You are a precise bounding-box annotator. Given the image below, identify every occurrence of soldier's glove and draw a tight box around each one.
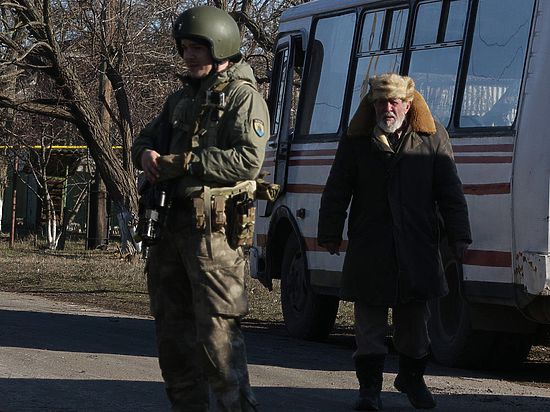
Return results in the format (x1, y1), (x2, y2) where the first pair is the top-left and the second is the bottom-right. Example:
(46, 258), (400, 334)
(255, 170), (281, 201)
(157, 152), (198, 181)
(450, 240), (469, 262)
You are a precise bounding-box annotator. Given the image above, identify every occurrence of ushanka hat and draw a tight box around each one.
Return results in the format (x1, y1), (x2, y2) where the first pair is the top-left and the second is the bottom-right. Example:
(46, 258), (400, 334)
(367, 73), (415, 103)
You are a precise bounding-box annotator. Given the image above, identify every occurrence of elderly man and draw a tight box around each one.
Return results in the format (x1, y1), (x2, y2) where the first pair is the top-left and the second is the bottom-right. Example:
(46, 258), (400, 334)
(318, 73), (471, 410)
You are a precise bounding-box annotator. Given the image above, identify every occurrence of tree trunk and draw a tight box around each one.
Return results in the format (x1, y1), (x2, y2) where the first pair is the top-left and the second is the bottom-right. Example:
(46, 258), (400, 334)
(87, 171), (108, 249)
(86, 53), (113, 250)
(9, 157), (18, 248)
(117, 207), (139, 255)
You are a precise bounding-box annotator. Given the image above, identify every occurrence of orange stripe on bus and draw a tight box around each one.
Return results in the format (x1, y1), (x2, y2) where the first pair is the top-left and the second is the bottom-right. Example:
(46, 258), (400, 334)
(290, 149), (337, 157)
(286, 184), (325, 193)
(256, 234), (511, 268)
(289, 159), (334, 166)
(455, 156), (512, 164)
(284, 183), (509, 196)
(452, 144), (513, 153)
(257, 233), (512, 269)
(462, 183), (510, 195)
(463, 249), (512, 267)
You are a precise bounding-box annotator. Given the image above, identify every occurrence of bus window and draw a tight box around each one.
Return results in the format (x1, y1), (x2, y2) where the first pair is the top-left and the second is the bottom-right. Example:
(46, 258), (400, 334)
(408, 0), (467, 127)
(459, 0), (534, 128)
(270, 47), (289, 138)
(359, 11), (384, 52)
(289, 47), (303, 133)
(388, 7), (409, 49)
(409, 47), (461, 126)
(302, 12), (356, 136)
(413, 1), (441, 45)
(350, 7), (409, 119)
(445, 0), (467, 42)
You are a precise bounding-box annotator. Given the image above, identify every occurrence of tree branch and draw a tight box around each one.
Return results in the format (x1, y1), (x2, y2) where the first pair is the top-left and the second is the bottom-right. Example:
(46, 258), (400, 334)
(231, 10), (274, 53)
(0, 94), (75, 122)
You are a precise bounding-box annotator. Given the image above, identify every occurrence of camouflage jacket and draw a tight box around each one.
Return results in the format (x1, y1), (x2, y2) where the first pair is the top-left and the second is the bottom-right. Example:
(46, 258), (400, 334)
(131, 60), (270, 198)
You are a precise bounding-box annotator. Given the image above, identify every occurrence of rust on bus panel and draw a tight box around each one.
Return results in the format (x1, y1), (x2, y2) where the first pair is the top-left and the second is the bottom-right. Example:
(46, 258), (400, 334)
(514, 251), (550, 296)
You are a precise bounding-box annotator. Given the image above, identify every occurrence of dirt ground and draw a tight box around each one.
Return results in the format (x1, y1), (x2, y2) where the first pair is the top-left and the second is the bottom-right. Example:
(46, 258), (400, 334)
(0, 237), (548, 389)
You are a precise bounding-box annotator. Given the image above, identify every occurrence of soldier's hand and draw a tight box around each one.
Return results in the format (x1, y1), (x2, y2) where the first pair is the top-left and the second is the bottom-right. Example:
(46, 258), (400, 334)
(141, 149), (161, 183)
(320, 241), (341, 256)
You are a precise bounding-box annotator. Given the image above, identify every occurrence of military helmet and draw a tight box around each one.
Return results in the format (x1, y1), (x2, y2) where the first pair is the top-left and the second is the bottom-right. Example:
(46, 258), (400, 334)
(173, 6), (242, 62)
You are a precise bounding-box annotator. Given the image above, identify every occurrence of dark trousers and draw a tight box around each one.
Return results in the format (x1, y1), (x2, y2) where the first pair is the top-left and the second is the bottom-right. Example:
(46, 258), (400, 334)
(354, 301), (431, 359)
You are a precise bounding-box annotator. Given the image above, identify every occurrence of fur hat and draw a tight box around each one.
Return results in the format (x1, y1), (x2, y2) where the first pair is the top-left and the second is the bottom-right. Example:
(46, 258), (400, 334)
(367, 73), (415, 103)
(348, 90), (437, 137)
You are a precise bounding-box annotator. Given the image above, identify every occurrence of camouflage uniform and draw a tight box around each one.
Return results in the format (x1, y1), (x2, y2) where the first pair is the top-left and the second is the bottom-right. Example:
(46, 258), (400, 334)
(132, 60), (269, 411)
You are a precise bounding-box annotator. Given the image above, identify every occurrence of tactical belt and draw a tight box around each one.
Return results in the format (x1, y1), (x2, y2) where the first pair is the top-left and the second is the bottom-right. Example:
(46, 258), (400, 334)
(189, 181), (257, 255)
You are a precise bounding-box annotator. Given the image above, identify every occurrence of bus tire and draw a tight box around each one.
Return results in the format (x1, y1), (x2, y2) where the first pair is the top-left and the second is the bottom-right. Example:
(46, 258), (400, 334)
(428, 240), (499, 368)
(429, 243), (533, 369)
(280, 235), (339, 341)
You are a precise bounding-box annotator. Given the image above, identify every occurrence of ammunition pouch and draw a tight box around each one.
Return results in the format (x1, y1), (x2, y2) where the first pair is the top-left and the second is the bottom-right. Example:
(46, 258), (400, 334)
(191, 180), (257, 249)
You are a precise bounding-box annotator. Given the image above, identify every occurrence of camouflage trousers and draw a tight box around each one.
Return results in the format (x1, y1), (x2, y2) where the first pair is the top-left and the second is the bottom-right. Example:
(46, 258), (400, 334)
(147, 211), (258, 412)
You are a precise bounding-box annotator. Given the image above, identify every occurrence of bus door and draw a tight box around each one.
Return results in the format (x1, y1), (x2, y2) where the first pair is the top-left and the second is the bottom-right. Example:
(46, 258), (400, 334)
(264, 34), (303, 216)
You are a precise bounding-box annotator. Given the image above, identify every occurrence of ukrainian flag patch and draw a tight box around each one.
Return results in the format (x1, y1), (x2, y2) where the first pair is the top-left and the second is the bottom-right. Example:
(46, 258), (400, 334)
(253, 119), (265, 137)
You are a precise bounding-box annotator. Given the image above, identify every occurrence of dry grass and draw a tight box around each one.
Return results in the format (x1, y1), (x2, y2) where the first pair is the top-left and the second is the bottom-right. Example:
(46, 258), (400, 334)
(0, 236), (355, 330)
(0, 237), (150, 316)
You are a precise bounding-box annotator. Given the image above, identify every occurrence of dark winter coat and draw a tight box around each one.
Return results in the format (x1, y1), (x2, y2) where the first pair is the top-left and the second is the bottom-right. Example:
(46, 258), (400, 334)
(317, 91), (471, 305)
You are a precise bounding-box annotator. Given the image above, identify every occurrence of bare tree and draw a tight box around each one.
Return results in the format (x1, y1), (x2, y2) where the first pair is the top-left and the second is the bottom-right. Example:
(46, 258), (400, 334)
(0, 1), (183, 251)
(0, 0), (310, 248)
(0, 2), (135, 222)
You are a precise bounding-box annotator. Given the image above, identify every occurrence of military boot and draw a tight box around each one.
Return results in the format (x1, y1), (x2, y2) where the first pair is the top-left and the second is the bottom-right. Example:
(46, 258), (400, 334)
(166, 383), (209, 412)
(394, 354), (436, 409)
(354, 354), (385, 410)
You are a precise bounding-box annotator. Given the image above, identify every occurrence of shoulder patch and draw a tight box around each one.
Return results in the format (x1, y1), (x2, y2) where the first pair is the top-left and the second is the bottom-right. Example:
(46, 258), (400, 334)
(253, 119), (266, 137)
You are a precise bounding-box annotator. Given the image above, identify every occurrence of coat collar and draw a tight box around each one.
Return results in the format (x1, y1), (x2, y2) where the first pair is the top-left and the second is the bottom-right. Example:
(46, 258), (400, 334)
(347, 90), (437, 138)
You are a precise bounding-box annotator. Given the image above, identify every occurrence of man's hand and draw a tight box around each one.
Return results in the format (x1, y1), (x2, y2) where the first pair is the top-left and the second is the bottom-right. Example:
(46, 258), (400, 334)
(320, 241), (341, 256)
(451, 240), (469, 262)
(141, 149), (160, 183)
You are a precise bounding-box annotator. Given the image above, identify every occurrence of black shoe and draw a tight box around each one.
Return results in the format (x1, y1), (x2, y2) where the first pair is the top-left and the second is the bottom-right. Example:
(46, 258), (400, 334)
(354, 389), (382, 410)
(354, 354), (385, 410)
(394, 355), (436, 409)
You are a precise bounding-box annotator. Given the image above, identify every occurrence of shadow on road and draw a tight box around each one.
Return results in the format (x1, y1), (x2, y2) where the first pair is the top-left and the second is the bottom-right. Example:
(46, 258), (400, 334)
(0, 378), (169, 411)
(0, 305), (549, 412)
(1, 308), (548, 390)
(0, 378), (548, 412)
(253, 387), (550, 412)
(0, 309), (157, 357)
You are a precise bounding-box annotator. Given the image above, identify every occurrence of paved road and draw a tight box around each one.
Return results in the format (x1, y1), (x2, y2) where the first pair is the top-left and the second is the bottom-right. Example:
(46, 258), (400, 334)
(0, 292), (549, 411)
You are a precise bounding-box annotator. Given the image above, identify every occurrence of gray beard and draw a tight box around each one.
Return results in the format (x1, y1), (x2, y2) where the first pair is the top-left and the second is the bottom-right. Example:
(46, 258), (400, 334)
(377, 115), (405, 134)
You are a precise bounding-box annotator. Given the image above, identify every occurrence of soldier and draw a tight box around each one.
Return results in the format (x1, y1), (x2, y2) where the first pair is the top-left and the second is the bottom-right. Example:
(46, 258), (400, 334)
(317, 73), (471, 410)
(131, 6), (269, 411)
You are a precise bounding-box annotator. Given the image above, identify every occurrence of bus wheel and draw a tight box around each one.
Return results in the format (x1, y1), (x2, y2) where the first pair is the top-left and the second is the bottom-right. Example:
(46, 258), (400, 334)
(280, 235), (339, 341)
(428, 254), (491, 367)
(429, 246), (533, 369)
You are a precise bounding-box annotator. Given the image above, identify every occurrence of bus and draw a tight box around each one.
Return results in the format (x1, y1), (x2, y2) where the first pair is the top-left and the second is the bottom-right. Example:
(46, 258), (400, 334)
(250, 0), (549, 368)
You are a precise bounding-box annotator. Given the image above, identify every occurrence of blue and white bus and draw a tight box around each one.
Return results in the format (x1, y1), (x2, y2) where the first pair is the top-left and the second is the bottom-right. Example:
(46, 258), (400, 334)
(252, 0), (549, 369)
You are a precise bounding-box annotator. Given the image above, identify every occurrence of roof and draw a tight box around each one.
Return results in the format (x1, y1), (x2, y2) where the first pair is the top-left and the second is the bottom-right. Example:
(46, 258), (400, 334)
(280, 0), (403, 22)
